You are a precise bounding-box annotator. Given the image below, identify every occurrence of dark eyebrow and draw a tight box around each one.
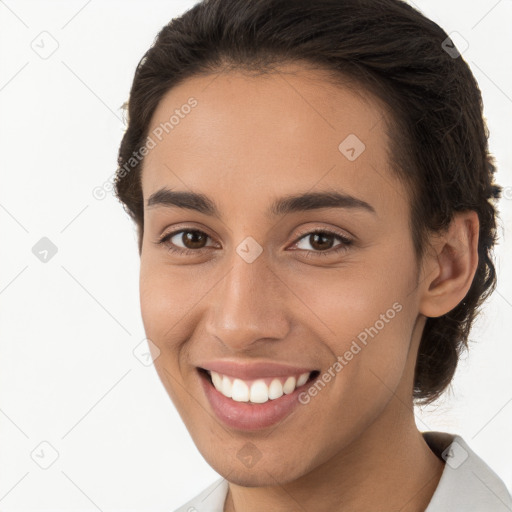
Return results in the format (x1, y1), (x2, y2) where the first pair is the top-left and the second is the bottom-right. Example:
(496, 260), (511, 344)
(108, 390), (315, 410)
(269, 190), (376, 217)
(146, 187), (376, 218)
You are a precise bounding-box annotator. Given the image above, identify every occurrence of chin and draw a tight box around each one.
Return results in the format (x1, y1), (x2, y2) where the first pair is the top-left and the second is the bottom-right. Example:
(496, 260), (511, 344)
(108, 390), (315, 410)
(219, 467), (303, 488)
(203, 448), (312, 487)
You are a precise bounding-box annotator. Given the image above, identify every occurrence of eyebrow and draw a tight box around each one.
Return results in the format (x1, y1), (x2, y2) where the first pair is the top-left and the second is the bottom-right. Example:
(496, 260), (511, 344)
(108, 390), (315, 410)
(146, 187), (376, 218)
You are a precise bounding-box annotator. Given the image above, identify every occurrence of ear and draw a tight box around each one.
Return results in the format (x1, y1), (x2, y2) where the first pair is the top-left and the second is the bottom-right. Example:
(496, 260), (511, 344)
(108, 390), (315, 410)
(419, 211), (479, 318)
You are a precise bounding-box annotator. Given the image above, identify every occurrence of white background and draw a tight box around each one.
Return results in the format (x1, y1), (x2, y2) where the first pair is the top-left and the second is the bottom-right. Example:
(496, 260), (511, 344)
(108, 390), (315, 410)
(0, 1), (511, 510)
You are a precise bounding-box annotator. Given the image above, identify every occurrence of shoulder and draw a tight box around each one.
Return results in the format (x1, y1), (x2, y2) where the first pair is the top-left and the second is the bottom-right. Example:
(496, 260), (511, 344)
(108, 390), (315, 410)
(172, 477), (229, 512)
(423, 431), (512, 512)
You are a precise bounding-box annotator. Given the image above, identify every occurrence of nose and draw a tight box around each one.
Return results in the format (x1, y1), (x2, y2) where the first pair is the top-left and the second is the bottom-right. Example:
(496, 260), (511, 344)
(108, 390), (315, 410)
(204, 249), (291, 352)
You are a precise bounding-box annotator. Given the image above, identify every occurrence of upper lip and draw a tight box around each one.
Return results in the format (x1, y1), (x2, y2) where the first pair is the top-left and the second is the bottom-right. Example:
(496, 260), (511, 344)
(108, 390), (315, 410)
(198, 360), (318, 380)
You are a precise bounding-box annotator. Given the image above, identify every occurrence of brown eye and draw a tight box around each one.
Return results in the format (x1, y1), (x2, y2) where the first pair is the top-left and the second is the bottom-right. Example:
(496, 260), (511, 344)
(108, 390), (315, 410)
(295, 230), (348, 252)
(179, 230), (209, 249)
(158, 229), (215, 255)
(307, 232), (335, 251)
(291, 228), (353, 259)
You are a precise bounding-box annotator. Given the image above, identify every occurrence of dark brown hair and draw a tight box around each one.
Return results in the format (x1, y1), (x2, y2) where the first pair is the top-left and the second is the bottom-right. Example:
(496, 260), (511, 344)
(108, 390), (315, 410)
(115, 0), (501, 405)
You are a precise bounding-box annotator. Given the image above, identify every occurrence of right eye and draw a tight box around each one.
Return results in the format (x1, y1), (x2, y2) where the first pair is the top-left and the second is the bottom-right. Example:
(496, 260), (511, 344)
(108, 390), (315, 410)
(157, 229), (217, 256)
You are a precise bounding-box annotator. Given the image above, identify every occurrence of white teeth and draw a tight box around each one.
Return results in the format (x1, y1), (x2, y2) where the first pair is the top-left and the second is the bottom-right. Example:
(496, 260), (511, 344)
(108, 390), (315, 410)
(231, 379), (250, 402)
(283, 376), (296, 394)
(221, 374), (233, 398)
(297, 372), (309, 387)
(207, 370), (311, 403)
(249, 380), (269, 403)
(268, 378), (284, 400)
(211, 371), (223, 390)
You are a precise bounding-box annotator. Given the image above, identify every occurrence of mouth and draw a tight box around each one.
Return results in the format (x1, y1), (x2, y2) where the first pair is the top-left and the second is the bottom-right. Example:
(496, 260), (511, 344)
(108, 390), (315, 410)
(198, 367), (320, 404)
(197, 366), (321, 431)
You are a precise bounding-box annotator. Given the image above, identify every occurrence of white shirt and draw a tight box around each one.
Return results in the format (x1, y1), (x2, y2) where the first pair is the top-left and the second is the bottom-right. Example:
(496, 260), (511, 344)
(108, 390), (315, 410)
(173, 431), (512, 511)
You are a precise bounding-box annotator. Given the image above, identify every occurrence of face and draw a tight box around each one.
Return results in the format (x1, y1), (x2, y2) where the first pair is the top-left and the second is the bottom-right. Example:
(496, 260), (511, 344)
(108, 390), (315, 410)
(139, 63), (425, 486)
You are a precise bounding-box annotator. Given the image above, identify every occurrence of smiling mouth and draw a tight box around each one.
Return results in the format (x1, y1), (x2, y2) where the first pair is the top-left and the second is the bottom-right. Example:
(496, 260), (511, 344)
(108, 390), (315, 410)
(198, 367), (320, 404)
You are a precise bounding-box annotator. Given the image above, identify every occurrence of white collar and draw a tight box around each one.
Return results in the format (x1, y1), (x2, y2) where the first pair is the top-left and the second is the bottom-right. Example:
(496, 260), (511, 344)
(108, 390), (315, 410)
(423, 431), (512, 511)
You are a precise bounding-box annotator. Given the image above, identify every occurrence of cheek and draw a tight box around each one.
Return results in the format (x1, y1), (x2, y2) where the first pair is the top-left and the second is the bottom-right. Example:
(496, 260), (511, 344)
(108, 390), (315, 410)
(139, 263), (197, 411)
(293, 273), (414, 456)
(138, 263), (191, 389)
(138, 258), (214, 398)
(289, 255), (415, 392)
(139, 259), (199, 343)
(139, 270), (169, 343)
(288, 263), (407, 342)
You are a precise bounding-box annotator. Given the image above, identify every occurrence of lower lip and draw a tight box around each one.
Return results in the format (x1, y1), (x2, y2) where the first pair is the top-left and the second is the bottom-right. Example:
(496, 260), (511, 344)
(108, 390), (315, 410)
(199, 370), (314, 431)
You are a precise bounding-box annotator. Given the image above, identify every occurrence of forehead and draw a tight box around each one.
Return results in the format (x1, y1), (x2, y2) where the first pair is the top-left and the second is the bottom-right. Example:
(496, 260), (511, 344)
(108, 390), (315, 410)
(141, 63), (406, 220)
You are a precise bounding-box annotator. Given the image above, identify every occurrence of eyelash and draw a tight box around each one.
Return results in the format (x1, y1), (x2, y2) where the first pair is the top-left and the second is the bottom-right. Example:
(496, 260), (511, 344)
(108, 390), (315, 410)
(156, 227), (353, 259)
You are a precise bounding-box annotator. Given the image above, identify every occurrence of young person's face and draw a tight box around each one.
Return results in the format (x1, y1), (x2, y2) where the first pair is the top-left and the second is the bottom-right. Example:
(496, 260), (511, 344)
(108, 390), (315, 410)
(139, 64), (428, 485)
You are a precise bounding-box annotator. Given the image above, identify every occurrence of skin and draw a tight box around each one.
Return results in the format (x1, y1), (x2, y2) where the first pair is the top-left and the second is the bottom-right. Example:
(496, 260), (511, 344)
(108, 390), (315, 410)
(138, 63), (479, 512)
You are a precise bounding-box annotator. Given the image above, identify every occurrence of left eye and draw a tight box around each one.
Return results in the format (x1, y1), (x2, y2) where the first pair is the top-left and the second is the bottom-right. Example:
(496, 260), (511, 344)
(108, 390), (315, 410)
(292, 230), (352, 253)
